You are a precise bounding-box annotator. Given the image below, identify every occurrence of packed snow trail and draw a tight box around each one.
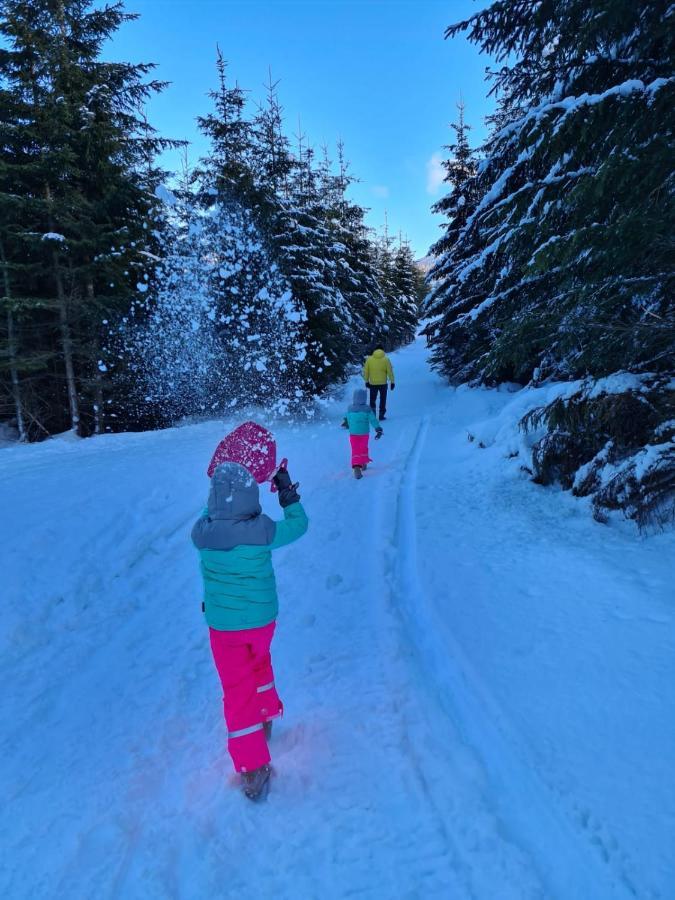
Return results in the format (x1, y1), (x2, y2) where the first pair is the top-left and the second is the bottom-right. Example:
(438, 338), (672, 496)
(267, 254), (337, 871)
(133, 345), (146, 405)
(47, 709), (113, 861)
(2, 341), (673, 899)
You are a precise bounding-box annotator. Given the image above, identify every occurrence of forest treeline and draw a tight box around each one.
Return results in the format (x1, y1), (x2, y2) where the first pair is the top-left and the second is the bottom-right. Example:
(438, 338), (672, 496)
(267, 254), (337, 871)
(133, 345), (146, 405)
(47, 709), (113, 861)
(0, 0), (422, 439)
(425, 0), (674, 525)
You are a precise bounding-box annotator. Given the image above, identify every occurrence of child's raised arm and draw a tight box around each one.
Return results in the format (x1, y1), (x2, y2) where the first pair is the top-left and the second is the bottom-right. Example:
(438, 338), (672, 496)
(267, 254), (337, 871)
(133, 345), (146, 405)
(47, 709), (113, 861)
(270, 502), (308, 549)
(269, 468), (309, 549)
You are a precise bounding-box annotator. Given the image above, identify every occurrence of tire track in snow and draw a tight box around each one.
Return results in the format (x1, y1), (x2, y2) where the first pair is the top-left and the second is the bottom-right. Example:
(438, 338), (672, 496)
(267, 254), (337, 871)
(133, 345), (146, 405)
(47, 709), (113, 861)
(387, 409), (635, 900)
(368, 416), (545, 899)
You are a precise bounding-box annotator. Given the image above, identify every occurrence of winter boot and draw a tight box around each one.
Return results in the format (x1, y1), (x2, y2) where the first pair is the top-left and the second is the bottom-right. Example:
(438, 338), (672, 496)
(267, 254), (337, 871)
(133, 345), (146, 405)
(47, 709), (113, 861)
(353, 465), (363, 480)
(362, 464), (368, 471)
(242, 764), (272, 802)
(264, 720), (273, 741)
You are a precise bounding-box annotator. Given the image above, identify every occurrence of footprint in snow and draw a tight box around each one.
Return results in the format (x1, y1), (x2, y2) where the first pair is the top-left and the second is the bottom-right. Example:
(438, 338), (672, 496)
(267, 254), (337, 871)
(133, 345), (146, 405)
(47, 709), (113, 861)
(325, 573), (343, 590)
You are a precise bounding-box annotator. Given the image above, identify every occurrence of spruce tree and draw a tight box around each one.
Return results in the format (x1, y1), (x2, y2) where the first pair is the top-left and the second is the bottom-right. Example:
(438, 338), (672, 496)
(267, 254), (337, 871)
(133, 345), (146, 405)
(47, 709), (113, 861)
(117, 167), (219, 424)
(316, 141), (385, 355)
(391, 238), (422, 346)
(196, 53), (309, 412)
(428, 0), (674, 522)
(428, 0), (674, 385)
(0, 0), (174, 438)
(422, 100), (481, 375)
(262, 128), (353, 391)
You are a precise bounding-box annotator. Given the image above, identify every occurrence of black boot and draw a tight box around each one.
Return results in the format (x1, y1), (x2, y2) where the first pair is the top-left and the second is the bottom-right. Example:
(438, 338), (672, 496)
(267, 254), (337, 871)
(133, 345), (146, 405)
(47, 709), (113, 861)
(242, 764), (272, 801)
(353, 465), (363, 479)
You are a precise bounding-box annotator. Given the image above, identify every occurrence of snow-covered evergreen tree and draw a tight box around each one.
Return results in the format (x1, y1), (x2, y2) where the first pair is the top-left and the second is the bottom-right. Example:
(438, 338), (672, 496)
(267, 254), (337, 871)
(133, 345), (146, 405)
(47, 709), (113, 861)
(371, 220), (419, 349)
(257, 128), (354, 391)
(428, 0), (674, 523)
(316, 143), (385, 352)
(123, 53), (310, 420)
(2, 28), (420, 438)
(429, 0), (673, 385)
(117, 176), (220, 424)
(0, 0), (175, 438)
(423, 100), (481, 362)
(391, 239), (423, 346)
(196, 58), (310, 411)
(203, 197), (309, 413)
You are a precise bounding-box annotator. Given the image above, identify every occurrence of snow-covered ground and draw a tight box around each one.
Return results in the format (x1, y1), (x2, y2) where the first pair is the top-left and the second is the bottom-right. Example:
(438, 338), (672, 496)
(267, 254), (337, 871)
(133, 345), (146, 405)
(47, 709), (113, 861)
(2, 340), (673, 899)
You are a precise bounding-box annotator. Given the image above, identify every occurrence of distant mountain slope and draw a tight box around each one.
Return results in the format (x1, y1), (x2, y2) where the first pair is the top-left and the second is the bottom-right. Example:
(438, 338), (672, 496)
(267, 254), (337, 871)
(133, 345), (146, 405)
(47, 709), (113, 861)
(415, 254), (436, 275)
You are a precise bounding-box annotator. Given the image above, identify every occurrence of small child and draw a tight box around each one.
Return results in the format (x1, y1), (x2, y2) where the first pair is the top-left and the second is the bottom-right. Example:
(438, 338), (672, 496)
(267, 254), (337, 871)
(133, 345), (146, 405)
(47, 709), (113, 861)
(191, 461), (308, 801)
(342, 387), (383, 479)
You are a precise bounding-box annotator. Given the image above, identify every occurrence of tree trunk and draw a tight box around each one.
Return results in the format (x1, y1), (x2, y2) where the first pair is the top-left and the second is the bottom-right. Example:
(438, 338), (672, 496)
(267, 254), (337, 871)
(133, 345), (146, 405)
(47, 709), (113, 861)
(0, 239), (27, 441)
(54, 256), (80, 433)
(44, 181), (80, 434)
(93, 369), (104, 435)
(6, 307), (27, 441)
(87, 278), (104, 436)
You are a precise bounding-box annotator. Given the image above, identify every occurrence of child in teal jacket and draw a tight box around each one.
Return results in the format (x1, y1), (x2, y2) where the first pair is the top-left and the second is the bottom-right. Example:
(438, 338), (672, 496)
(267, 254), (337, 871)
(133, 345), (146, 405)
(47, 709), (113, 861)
(192, 462), (308, 800)
(341, 387), (383, 479)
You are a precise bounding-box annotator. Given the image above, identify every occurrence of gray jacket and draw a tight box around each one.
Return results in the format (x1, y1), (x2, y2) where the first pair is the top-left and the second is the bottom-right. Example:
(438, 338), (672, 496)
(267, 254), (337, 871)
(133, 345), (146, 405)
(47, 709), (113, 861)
(191, 462), (276, 551)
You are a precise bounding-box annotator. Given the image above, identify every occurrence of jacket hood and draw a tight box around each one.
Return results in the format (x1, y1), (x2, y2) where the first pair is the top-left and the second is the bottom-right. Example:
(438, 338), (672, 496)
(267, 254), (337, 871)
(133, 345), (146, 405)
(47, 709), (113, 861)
(372, 349), (386, 358)
(348, 387), (371, 413)
(208, 462), (262, 521)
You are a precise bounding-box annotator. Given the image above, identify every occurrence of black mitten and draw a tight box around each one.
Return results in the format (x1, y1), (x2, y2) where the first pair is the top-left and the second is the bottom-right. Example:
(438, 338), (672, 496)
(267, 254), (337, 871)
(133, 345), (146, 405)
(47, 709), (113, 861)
(390, 383), (396, 391)
(273, 467), (301, 508)
(375, 428), (383, 440)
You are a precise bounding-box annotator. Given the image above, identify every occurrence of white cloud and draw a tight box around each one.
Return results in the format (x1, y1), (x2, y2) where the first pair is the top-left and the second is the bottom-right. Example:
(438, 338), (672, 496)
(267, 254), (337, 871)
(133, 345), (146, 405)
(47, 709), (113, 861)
(426, 152), (445, 195)
(371, 184), (390, 199)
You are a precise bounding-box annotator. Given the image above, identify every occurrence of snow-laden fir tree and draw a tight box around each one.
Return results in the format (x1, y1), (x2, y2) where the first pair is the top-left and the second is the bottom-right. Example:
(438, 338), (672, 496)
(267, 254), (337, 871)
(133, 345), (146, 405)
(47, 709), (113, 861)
(117, 172), (222, 424)
(428, 0), (674, 524)
(372, 219), (420, 349)
(202, 197), (309, 415)
(119, 53), (310, 422)
(315, 142), (386, 353)
(430, 0), (673, 384)
(195, 53), (309, 414)
(423, 100), (481, 362)
(390, 238), (423, 346)
(258, 126), (355, 392)
(251, 80), (418, 389)
(0, 0), (175, 438)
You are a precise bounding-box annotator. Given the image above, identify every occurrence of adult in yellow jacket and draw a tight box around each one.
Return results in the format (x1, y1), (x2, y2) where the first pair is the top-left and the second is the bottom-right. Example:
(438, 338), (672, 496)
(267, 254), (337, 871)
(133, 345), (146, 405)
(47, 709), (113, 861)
(363, 346), (395, 420)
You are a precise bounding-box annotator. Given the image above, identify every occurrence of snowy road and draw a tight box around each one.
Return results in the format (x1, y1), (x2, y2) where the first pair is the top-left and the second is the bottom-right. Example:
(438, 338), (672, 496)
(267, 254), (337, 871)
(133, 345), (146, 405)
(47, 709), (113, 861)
(2, 341), (673, 899)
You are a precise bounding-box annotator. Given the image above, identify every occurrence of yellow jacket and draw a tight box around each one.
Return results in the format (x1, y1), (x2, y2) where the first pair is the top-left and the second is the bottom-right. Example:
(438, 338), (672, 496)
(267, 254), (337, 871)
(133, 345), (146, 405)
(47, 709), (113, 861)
(363, 349), (395, 386)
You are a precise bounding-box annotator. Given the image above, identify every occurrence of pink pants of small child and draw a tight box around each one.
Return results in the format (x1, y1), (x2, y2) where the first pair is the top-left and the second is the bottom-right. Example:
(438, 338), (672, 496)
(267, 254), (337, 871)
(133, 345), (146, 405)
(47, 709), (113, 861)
(209, 621), (283, 772)
(349, 434), (371, 467)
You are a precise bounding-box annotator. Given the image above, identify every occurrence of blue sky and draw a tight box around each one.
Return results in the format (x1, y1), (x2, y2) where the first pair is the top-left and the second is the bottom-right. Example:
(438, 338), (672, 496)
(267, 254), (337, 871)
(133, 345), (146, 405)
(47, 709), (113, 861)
(107, 0), (495, 258)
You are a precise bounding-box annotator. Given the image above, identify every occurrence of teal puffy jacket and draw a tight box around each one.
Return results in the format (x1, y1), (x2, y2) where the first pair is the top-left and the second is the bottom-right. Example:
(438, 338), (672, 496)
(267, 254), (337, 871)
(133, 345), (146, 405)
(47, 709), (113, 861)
(192, 464), (308, 631)
(344, 409), (380, 435)
(342, 388), (381, 435)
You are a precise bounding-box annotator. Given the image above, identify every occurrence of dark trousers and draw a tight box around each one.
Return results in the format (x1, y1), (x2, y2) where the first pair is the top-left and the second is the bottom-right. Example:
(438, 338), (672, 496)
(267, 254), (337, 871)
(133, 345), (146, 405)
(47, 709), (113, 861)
(369, 384), (388, 418)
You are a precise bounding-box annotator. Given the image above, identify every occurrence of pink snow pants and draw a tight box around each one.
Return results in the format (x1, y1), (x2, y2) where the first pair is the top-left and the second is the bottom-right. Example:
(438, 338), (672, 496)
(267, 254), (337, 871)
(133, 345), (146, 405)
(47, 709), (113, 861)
(209, 622), (283, 773)
(349, 433), (371, 467)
